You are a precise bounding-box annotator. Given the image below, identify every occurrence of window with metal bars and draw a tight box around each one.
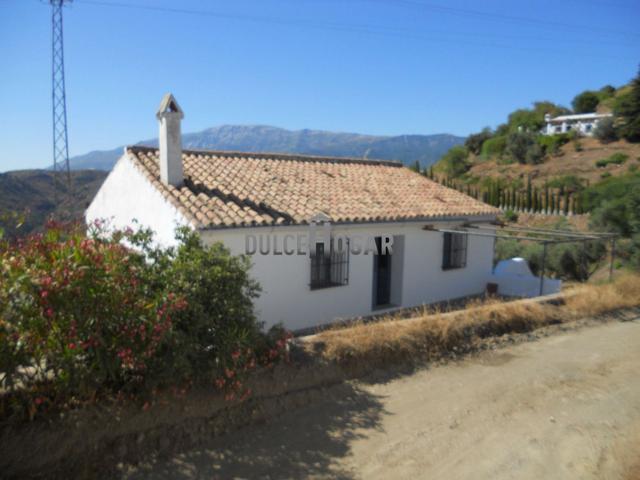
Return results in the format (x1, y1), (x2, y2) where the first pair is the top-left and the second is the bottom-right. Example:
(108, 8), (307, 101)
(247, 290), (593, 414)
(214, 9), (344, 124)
(310, 240), (349, 289)
(442, 232), (468, 270)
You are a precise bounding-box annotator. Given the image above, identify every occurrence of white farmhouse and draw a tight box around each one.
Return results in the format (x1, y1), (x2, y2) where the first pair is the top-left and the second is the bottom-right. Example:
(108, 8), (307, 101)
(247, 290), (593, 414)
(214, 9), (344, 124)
(543, 112), (612, 136)
(87, 94), (500, 331)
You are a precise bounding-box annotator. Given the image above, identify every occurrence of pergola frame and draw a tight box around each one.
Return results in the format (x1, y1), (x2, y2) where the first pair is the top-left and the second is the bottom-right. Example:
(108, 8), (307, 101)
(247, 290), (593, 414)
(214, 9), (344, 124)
(423, 221), (618, 296)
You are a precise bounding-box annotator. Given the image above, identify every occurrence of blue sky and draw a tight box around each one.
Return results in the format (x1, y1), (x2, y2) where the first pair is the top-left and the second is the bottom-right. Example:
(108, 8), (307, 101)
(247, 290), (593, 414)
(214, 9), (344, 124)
(0, 0), (638, 171)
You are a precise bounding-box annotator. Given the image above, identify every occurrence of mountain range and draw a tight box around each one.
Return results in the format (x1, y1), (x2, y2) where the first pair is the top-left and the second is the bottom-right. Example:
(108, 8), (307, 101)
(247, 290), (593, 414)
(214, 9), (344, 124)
(69, 125), (464, 171)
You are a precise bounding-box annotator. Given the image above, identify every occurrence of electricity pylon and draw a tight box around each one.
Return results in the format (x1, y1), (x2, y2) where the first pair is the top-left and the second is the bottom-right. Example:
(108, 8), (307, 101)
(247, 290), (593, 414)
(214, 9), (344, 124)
(51, 0), (72, 196)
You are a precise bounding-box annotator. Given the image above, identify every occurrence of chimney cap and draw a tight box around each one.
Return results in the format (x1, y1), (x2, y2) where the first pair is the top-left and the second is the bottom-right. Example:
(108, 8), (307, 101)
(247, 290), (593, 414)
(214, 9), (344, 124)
(156, 93), (184, 120)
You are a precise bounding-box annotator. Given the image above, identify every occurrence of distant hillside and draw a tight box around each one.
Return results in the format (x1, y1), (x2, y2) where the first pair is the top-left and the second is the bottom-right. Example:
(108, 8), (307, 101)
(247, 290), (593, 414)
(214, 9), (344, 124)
(69, 125), (464, 171)
(433, 77), (640, 190)
(465, 137), (640, 189)
(0, 170), (107, 238)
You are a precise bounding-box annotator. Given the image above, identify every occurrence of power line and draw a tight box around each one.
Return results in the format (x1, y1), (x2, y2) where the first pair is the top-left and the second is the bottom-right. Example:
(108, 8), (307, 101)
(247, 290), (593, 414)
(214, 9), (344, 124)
(366, 0), (640, 39)
(74, 0), (638, 60)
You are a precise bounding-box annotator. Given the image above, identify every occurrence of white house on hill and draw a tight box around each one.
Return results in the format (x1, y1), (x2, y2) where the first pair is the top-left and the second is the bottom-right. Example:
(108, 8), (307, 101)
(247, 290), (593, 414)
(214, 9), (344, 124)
(86, 94), (500, 331)
(543, 112), (612, 137)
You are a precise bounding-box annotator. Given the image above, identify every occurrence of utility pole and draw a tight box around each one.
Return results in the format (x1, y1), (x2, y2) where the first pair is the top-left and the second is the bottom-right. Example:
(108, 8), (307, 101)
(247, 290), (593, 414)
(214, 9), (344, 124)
(51, 0), (72, 197)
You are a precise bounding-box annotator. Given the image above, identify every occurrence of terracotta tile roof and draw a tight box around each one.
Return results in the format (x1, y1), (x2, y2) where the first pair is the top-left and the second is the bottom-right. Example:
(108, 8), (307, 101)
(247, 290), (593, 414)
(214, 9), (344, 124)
(126, 146), (498, 229)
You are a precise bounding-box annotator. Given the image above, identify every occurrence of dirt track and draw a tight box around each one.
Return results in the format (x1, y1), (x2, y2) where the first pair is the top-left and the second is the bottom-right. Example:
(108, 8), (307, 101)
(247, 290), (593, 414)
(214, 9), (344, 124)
(122, 319), (640, 480)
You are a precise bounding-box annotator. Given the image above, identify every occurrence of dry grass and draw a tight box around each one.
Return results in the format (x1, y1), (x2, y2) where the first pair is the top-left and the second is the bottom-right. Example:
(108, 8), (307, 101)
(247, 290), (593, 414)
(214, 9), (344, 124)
(312, 273), (640, 368)
(466, 137), (640, 189)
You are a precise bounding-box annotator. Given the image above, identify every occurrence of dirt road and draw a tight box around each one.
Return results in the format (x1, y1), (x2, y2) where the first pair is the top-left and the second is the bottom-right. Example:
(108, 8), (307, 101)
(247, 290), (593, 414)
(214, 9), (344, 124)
(122, 319), (640, 480)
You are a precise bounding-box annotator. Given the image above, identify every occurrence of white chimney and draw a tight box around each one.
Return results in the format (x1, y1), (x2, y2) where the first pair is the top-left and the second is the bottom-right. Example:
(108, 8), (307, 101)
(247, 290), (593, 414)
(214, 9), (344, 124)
(156, 93), (184, 186)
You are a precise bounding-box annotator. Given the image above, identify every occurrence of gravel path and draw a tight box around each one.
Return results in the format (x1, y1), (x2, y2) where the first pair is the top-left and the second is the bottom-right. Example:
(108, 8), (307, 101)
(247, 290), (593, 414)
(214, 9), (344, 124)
(122, 318), (640, 480)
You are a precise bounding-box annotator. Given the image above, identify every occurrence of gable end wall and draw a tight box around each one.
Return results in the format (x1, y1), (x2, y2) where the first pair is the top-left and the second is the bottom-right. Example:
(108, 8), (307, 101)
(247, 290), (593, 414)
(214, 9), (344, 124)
(85, 154), (191, 246)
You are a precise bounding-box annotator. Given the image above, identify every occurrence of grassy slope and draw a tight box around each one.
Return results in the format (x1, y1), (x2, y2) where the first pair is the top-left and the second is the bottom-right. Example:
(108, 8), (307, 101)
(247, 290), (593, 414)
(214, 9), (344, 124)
(0, 169), (107, 237)
(465, 137), (640, 189)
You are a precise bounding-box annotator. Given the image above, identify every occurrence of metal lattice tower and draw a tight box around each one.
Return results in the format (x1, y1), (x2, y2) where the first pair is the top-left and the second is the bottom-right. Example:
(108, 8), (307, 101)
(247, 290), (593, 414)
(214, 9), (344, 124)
(51, 0), (72, 195)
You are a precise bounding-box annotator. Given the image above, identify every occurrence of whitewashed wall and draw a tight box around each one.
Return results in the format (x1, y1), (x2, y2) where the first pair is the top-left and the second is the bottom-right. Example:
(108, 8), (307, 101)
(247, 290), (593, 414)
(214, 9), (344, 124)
(201, 221), (496, 331)
(85, 153), (191, 246)
(86, 161), (496, 331)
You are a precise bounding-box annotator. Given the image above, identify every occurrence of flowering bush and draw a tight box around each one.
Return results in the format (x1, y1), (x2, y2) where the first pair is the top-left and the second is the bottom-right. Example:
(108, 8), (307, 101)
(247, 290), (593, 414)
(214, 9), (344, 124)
(0, 221), (291, 421)
(0, 221), (185, 418)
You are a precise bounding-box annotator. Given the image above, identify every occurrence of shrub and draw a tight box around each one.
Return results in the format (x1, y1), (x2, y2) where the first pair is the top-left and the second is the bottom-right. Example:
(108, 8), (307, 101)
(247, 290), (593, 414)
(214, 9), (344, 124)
(537, 134), (570, 156)
(595, 152), (628, 168)
(0, 222), (184, 417)
(0, 222), (290, 421)
(525, 142), (545, 165)
(594, 117), (617, 143)
(503, 209), (518, 223)
(585, 172), (640, 236)
(145, 228), (264, 385)
(570, 131), (583, 151)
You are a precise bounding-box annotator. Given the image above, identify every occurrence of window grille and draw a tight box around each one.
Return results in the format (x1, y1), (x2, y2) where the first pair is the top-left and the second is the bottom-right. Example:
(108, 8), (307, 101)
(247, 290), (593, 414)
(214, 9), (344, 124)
(310, 239), (349, 289)
(442, 232), (468, 270)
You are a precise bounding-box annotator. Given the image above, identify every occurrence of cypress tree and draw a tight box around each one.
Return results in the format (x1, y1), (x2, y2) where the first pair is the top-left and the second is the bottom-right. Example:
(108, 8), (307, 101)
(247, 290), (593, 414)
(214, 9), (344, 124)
(539, 191), (544, 213)
(544, 185), (550, 214)
(526, 176), (532, 211)
(564, 191), (570, 215)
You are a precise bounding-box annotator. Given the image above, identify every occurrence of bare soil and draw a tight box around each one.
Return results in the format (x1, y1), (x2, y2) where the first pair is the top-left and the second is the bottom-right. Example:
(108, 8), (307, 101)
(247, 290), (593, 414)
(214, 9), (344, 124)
(121, 315), (640, 480)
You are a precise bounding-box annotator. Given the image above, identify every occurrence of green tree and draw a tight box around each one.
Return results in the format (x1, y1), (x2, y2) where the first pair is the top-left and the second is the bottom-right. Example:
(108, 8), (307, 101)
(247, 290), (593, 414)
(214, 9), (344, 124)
(572, 90), (600, 113)
(508, 109), (544, 132)
(594, 117), (617, 144)
(597, 85), (616, 101)
(585, 172), (640, 236)
(438, 146), (470, 178)
(481, 136), (507, 158)
(506, 131), (531, 164)
(465, 128), (493, 155)
(614, 66), (640, 142)
(532, 101), (570, 118)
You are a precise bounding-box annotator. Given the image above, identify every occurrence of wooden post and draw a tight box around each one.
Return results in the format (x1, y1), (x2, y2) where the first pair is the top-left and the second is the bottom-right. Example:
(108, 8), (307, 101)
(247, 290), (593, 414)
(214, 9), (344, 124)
(539, 242), (548, 296)
(582, 240), (587, 282)
(609, 237), (616, 282)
